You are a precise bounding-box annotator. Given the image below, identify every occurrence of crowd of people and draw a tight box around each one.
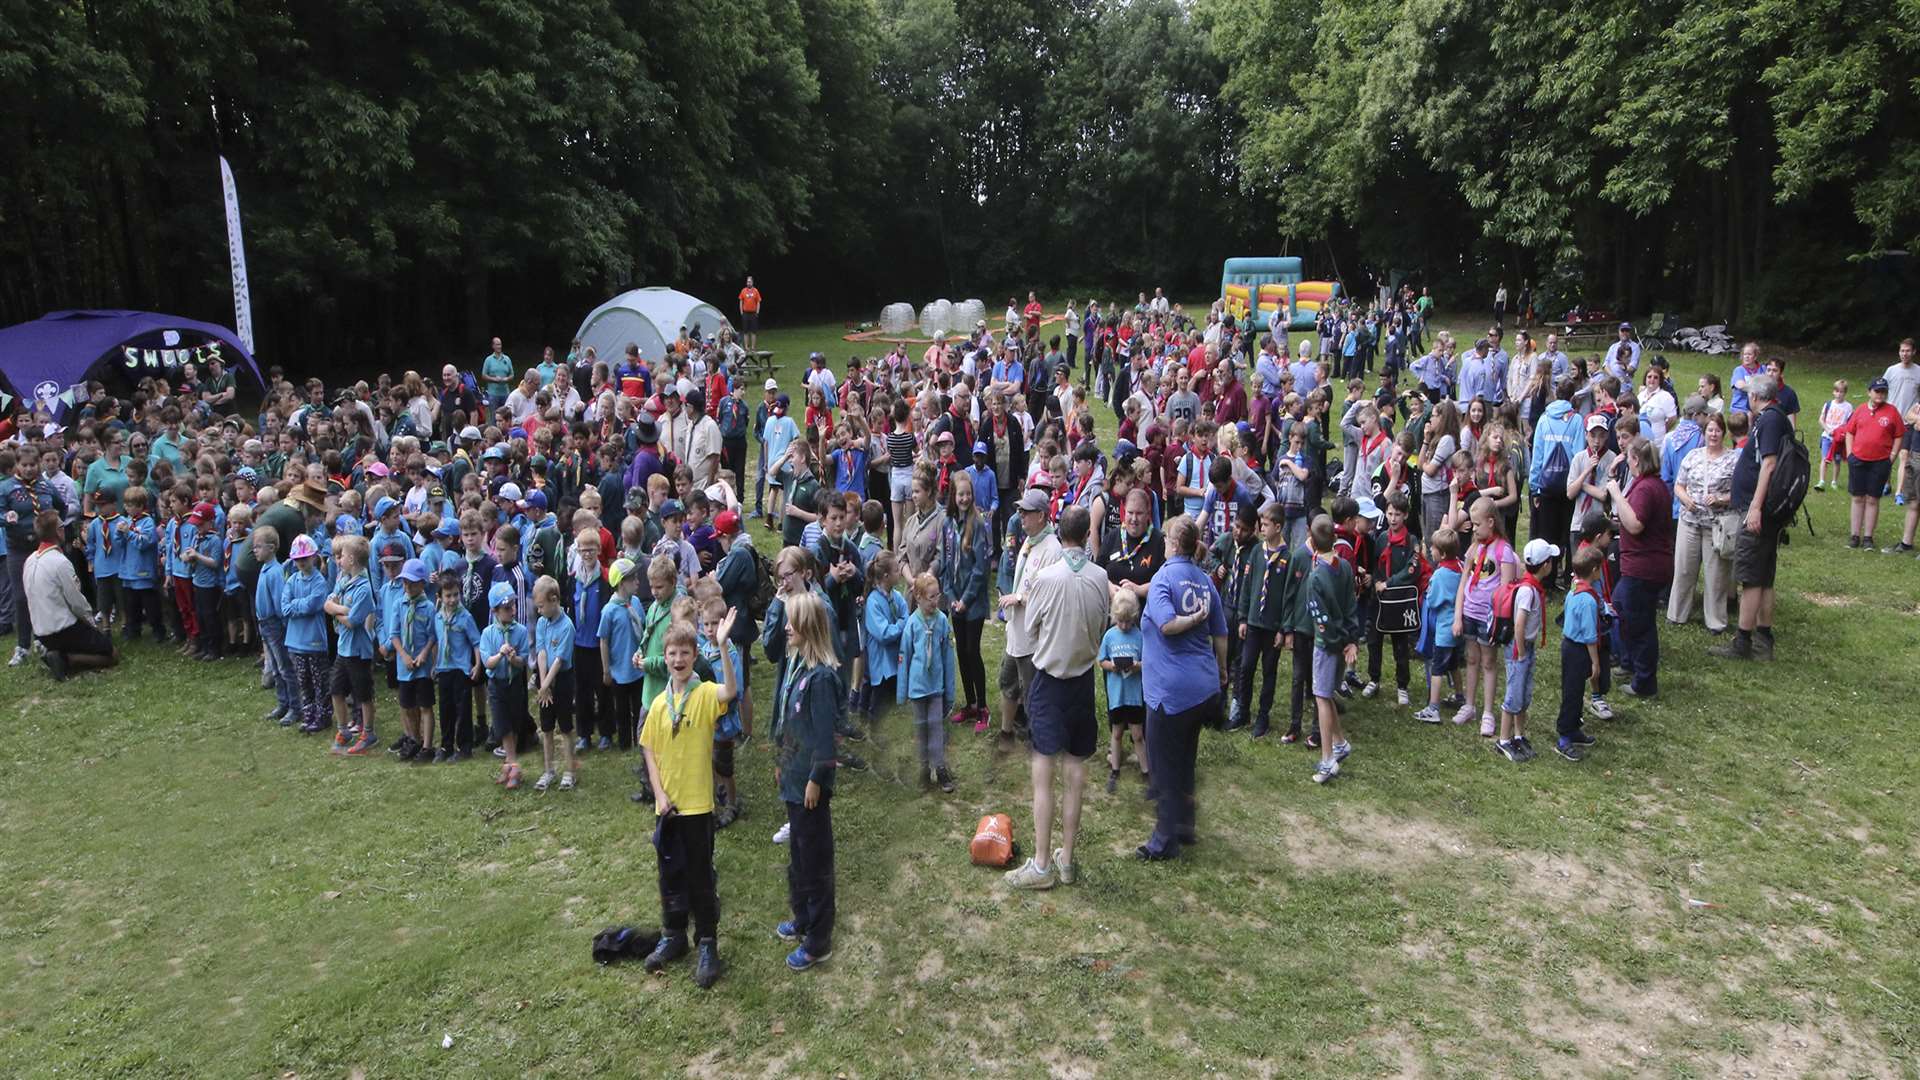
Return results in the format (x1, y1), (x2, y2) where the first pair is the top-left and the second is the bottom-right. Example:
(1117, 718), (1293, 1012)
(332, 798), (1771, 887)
(2, 278), (1914, 983)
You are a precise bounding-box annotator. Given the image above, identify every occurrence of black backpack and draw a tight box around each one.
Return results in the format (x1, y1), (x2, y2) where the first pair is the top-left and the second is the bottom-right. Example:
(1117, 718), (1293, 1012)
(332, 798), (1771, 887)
(1762, 422), (1812, 528)
(745, 543), (777, 621)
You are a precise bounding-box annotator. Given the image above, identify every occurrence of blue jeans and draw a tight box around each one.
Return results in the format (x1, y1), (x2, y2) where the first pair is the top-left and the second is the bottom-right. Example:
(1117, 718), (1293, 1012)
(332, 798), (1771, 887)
(1613, 575), (1660, 696)
(260, 617), (298, 717)
(1144, 694), (1217, 856)
(754, 440), (767, 515)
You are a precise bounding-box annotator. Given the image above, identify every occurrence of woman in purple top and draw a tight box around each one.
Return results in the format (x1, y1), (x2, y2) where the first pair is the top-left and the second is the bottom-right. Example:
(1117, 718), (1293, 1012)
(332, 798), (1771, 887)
(1606, 439), (1674, 698)
(1137, 515), (1229, 862)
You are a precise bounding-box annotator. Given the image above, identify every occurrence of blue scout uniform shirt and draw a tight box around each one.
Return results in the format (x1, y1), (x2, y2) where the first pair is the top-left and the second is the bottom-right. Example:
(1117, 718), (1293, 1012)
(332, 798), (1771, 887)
(696, 635), (744, 740)
(254, 558), (287, 622)
(1141, 554), (1229, 714)
(166, 519), (196, 578)
(86, 514), (123, 580)
(332, 573), (377, 659)
(534, 612), (576, 671)
(863, 587), (909, 686)
(122, 516), (159, 588)
(1098, 624), (1145, 708)
(225, 537), (248, 593)
(1563, 584), (1601, 645)
(572, 575), (606, 650)
(597, 594), (644, 684)
(479, 620), (531, 682)
(190, 527), (223, 588)
(281, 566), (331, 652)
(432, 605), (483, 675)
(896, 608), (957, 704)
(391, 591), (437, 679)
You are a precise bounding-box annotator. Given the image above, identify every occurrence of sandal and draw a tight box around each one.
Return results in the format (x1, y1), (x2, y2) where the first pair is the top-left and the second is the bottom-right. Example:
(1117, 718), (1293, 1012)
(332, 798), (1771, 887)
(558, 772), (575, 791)
(504, 763), (522, 790)
(534, 770), (555, 792)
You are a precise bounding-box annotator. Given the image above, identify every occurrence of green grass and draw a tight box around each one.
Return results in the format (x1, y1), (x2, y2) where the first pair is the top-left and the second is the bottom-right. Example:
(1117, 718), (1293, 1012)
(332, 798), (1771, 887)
(4, 313), (1920, 1078)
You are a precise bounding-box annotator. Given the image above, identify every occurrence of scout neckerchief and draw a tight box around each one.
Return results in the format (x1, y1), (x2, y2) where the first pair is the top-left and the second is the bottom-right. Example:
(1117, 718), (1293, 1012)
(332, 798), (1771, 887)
(1012, 525), (1055, 593)
(99, 512), (120, 556)
(840, 448), (860, 490)
(665, 673), (703, 735)
(401, 593), (430, 655)
(1254, 541), (1286, 613)
(775, 654), (807, 740)
(438, 601), (463, 658)
(1060, 545), (1090, 574)
(916, 609), (942, 677)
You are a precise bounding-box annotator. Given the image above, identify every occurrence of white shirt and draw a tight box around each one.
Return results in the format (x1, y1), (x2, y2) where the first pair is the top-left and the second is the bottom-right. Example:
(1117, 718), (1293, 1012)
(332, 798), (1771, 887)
(1003, 530), (1061, 659)
(24, 545), (92, 637)
(688, 414), (722, 486)
(505, 388), (539, 425)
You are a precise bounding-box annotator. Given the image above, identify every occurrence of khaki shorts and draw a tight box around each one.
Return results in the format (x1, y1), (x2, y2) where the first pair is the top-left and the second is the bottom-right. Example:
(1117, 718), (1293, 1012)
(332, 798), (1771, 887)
(997, 651), (1036, 699)
(1901, 457), (1920, 504)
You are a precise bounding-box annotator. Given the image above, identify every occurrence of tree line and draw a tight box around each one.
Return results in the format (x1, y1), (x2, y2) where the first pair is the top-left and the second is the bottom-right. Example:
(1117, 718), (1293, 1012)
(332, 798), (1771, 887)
(1, 0), (1913, 367)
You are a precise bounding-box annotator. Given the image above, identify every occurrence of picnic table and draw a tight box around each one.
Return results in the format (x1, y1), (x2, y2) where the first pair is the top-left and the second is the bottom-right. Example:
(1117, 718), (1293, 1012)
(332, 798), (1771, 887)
(741, 350), (778, 383)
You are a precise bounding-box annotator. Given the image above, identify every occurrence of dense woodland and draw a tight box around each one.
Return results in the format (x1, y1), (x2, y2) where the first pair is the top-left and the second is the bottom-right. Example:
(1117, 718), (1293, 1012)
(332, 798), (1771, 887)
(2, 0), (1915, 366)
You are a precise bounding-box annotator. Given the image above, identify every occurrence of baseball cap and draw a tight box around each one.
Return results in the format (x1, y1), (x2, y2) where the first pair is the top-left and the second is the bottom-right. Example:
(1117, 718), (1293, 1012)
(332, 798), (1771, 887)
(373, 496), (400, 519)
(482, 445), (507, 461)
(508, 426), (528, 440)
(379, 540), (407, 562)
(1870, 377), (1890, 392)
(1618, 321), (1634, 331)
(1354, 494), (1383, 522)
(935, 430), (955, 444)
(625, 487), (649, 511)
(398, 558), (431, 584)
(289, 535), (319, 560)
(488, 582), (515, 609)
(496, 482), (523, 503)
(775, 393), (790, 409)
(1017, 487), (1049, 513)
(459, 425), (483, 442)
(764, 378), (779, 391)
(366, 461), (391, 478)
(188, 501), (216, 523)
(607, 557), (637, 590)
(972, 440), (989, 456)
(236, 466), (259, 484)
(1522, 538), (1561, 565)
(713, 509), (741, 536)
(428, 485), (445, 499)
(521, 490), (548, 512)
(432, 518), (459, 538)
(243, 438), (265, 454)
(1585, 414), (1611, 432)
(660, 498), (685, 519)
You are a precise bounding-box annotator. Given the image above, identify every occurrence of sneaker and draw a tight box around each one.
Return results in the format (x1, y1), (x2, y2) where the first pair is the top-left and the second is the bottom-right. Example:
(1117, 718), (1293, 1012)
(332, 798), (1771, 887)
(946, 705), (969, 725)
(597, 736), (612, 751)
(1003, 857), (1057, 891)
(431, 748), (449, 764)
(1441, 693), (1465, 710)
(534, 770), (554, 792)
(1568, 729), (1598, 746)
(1513, 735), (1537, 761)
(1478, 714), (1496, 737)
(841, 726), (868, 743)
(973, 717), (990, 734)
(1752, 631), (1775, 662)
(1862, 535), (1876, 551)
(560, 772), (576, 790)
(1847, 535), (1860, 549)
(452, 750), (472, 762)
(1708, 634), (1754, 660)
(8, 646), (27, 667)
(1305, 731), (1319, 748)
(1586, 696), (1614, 721)
(263, 708), (286, 723)
(1052, 848), (1077, 886)
(1311, 759), (1340, 784)
(1280, 729), (1302, 743)
(345, 732), (379, 755)
(1332, 740), (1352, 762)
(840, 752), (869, 772)
(693, 939), (723, 989)
(775, 920), (800, 941)
(1361, 681), (1379, 699)
(492, 746), (508, 758)
(1884, 542), (1914, 554)
(1105, 768), (1119, 794)
(643, 933), (688, 973)
(41, 650), (69, 682)
(1555, 739), (1586, 762)
(1497, 739), (1520, 762)
(1622, 684), (1653, 698)
(1345, 670), (1365, 691)
(1413, 706), (1441, 724)
(1451, 704), (1475, 726)
(331, 727), (351, 753)
(786, 946), (831, 971)
(574, 737), (590, 754)
(936, 767), (955, 794)
(772, 822), (791, 844)
(1396, 688), (1410, 706)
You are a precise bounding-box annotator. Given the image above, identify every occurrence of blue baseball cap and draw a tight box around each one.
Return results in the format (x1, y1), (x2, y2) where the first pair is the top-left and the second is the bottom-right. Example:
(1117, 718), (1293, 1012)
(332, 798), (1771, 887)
(432, 518), (460, 538)
(488, 582), (515, 609)
(398, 558), (431, 584)
(521, 490), (548, 511)
(372, 496), (400, 519)
(482, 445), (507, 461)
(509, 427), (528, 440)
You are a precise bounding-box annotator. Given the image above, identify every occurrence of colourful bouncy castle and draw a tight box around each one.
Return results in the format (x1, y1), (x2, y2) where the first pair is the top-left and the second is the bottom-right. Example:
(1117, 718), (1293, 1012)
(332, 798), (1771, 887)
(1219, 256), (1341, 330)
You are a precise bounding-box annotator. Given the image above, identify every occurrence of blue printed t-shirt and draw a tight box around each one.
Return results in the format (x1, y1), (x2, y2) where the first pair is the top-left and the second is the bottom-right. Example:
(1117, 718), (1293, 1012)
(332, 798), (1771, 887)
(1141, 555), (1229, 714)
(534, 613), (576, 671)
(1098, 624), (1145, 709)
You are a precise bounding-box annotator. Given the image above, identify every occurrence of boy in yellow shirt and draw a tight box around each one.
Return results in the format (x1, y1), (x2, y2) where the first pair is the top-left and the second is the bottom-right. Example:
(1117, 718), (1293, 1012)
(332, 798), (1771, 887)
(639, 611), (740, 989)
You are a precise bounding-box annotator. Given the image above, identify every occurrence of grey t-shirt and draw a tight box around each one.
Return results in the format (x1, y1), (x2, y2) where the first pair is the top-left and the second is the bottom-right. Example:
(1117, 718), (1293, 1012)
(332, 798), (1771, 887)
(1421, 433), (1457, 495)
(1882, 362), (1920, 417)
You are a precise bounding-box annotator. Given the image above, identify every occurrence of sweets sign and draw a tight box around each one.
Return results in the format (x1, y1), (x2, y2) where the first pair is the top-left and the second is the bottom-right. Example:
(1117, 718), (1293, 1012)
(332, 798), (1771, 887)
(119, 331), (232, 372)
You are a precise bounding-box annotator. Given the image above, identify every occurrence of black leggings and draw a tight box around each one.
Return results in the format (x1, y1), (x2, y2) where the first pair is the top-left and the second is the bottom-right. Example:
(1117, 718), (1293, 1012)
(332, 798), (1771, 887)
(609, 679), (642, 749)
(1287, 629), (1314, 731)
(573, 644), (609, 740)
(955, 615), (987, 709)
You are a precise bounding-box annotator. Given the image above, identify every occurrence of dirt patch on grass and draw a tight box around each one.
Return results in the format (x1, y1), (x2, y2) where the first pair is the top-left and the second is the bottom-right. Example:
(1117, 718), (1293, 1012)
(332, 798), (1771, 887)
(1500, 851), (1665, 921)
(1802, 592), (1857, 608)
(1696, 997), (1899, 1079)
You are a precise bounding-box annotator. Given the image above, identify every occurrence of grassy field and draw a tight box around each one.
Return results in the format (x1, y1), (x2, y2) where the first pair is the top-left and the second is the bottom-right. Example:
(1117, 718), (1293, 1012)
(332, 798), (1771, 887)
(4, 314), (1919, 1078)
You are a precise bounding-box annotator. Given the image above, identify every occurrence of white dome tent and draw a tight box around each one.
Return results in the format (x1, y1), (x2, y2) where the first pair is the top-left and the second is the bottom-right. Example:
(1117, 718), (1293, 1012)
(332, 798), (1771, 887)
(574, 287), (734, 365)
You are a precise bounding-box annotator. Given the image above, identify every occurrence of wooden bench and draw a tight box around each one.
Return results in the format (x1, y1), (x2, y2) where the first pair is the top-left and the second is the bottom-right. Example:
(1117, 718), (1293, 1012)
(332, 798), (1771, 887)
(742, 350), (778, 383)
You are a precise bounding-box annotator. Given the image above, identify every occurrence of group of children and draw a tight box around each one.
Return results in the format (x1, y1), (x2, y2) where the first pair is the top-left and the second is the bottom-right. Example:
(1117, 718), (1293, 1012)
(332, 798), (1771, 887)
(1188, 485), (1623, 782)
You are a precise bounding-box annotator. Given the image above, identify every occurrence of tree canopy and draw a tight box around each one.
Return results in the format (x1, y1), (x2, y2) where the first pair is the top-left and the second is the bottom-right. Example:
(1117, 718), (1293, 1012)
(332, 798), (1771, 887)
(1, 0), (1914, 365)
